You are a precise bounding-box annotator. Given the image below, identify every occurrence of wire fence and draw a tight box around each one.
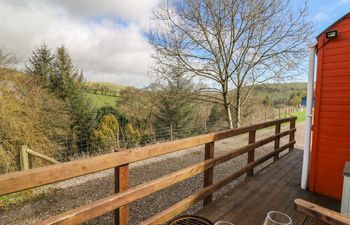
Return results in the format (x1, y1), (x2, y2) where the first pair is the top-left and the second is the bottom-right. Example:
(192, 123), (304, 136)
(0, 106), (304, 173)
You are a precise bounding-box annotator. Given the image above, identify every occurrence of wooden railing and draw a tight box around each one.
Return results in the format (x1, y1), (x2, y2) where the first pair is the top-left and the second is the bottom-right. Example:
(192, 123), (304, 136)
(0, 117), (297, 225)
(294, 199), (350, 225)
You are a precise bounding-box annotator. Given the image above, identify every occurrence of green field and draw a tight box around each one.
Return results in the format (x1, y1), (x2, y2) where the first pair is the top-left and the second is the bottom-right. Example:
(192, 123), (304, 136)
(85, 81), (126, 92)
(279, 109), (306, 123)
(86, 92), (117, 108)
(292, 110), (306, 122)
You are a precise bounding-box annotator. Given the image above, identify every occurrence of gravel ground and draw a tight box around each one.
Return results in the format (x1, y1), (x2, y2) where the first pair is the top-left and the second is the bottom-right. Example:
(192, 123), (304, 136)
(0, 122), (305, 225)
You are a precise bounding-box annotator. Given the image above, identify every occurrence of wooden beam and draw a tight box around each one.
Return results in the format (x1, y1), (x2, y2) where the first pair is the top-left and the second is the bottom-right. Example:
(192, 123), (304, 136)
(0, 135), (213, 196)
(294, 199), (350, 225)
(140, 141), (295, 225)
(274, 124), (281, 161)
(114, 165), (129, 225)
(35, 139), (295, 225)
(0, 117), (296, 196)
(214, 129), (295, 166)
(203, 142), (214, 206)
(26, 149), (60, 164)
(20, 145), (29, 171)
(247, 130), (256, 176)
(35, 159), (216, 225)
(289, 119), (296, 151)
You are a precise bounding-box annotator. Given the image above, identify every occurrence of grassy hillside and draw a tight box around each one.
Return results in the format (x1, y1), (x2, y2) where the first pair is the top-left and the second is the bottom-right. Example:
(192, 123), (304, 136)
(85, 81), (126, 108)
(254, 82), (307, 101)
(85, 81), (126, 93)
(86, 92), (118, 108)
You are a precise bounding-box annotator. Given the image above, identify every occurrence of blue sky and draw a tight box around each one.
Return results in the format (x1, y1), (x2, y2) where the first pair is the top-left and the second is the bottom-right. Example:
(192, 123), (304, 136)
(309, 0), (350, 35)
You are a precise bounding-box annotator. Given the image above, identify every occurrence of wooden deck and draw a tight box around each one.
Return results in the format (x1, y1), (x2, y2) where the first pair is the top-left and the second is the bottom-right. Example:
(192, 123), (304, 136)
(196, 149), (340, 225)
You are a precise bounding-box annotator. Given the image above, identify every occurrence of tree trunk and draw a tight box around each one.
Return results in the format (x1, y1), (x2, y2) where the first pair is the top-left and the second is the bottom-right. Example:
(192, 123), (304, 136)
(234, 90), (241, 128)
(234, 105), (241, 128)
(225, 104), (234, 129)
(222, 81), (234, 129)
(223, 93), (233, 129)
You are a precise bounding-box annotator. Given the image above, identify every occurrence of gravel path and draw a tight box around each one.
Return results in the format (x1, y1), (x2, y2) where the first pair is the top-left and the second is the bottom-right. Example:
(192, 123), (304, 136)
(0, 122), (305, 225)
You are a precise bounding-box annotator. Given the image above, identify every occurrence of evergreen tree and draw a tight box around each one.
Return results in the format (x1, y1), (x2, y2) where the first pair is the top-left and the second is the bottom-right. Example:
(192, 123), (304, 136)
(124, 123), (141, 147)
(208, 105), (224, 126)
(96, 106), (129, 129)
(51, 45), (94, 151)
(52, 45), (83, 99)
(155, 73), (196, 139)
(26, 43), (55, 86)
(90, 115), (120, 153)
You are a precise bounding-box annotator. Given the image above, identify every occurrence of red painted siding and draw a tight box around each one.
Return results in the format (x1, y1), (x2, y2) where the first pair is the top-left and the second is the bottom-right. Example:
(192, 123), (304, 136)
(310, 14), (350, 200)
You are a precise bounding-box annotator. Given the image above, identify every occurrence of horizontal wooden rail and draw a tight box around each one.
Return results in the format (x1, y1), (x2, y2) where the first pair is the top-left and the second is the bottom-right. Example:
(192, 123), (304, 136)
(37, 159), (217, 224)
(140, 141), (295, 225)
(26, 149), (60, 164)
(0, 117), (297, 225)
(36, 135), (296, 225)
(294, 199), (350, 225)
(0, 117), (296, 196)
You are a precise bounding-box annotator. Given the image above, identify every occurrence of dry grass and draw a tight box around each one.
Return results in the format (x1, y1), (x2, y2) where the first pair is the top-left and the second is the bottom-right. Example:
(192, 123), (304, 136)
(0, 68), (70, 173)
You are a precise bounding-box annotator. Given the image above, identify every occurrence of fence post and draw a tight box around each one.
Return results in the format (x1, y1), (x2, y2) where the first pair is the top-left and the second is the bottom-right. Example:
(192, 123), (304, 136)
(203, 141), (214, 206)
(289, 118), (296, 151)
(20, 145), (29, 171)
(274, 124), (281, 162)
(115, 164), (129, 225)
(116, 132), (120, 150)
(170, 125), (173, 141)
(278, 109), (281, 118)
(247, 130), (256, 176)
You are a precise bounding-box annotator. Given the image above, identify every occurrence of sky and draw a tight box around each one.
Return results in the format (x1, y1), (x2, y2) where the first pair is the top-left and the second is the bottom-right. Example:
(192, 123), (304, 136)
(0, 0), (349, 87)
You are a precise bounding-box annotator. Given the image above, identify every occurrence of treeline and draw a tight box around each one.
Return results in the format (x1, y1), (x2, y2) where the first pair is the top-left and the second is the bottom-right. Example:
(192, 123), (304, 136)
(84, 82), (123, 96)
(0, 44), (219, 173)
(261, 91), (306, 108)
(0, 45), (144, 173)
(0, 43), (306, 173)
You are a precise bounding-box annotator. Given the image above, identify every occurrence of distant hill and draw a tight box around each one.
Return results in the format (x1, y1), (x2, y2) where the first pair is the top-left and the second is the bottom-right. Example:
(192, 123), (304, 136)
(84, 82), (127, 108)
(84, 81), (307, 109)
(85, 81), (127, 93)
(254, 82), (307, 101)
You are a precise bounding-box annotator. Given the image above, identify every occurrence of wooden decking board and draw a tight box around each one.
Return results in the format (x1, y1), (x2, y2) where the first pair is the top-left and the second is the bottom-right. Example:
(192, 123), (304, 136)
(196, 150), (340, 225)
(196, 152), (300, 222)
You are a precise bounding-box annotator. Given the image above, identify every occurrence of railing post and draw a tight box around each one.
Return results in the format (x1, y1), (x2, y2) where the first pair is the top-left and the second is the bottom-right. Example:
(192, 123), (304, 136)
(20, 145), (29, 171)
(115, 164), (129, 225)
(274, 124), (281, 161)
(247, 130), (256, 176)
(170, 125), (173, 141)
(203, 141), (214, 206)
(289, 118), (296, 151)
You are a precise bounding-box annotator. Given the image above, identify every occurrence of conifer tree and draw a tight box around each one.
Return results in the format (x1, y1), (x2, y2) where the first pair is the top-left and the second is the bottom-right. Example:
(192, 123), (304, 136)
(26, 43), (54, 86)
(52, 45), (83, 99)
(155, 72), (196, 139)
(51, 45), (94, 151)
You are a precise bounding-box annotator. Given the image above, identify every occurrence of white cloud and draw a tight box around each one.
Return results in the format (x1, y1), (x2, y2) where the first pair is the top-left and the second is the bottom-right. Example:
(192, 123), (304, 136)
(0, 0), (160, 87)
(313, 12), (332, 23)
(50, 0), (160, 23)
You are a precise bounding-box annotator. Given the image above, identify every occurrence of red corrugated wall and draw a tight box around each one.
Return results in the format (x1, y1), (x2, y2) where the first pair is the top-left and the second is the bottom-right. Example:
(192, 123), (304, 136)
(310, 14), (350, 200)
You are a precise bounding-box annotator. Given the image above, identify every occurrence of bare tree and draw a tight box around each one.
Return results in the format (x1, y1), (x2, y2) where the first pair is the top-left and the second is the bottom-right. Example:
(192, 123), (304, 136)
(147, 0), (313, 128)
(0, 48), (16, 67)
